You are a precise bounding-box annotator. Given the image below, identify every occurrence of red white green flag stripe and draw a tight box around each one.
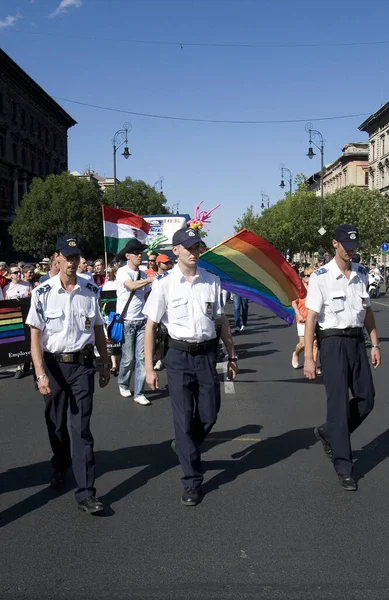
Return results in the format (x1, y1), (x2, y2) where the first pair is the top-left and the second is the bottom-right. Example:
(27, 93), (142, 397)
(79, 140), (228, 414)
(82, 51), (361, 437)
(102, 205), (151, 254)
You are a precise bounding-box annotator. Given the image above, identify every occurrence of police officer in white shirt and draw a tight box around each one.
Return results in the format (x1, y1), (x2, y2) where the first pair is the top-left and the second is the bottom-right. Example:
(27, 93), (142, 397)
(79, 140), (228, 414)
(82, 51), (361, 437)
(143, 227), (238, 506)
(26, 235), (110, 515)
(115, 238), (155, 405)
(304, 225), (381, 492)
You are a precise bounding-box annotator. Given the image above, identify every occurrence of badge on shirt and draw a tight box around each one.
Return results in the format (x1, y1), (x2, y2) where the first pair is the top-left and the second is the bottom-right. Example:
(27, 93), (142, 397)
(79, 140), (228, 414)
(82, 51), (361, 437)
(85, 317), (91, 330)
(361, 298), (367, 309)
(206, 302), (214, 318)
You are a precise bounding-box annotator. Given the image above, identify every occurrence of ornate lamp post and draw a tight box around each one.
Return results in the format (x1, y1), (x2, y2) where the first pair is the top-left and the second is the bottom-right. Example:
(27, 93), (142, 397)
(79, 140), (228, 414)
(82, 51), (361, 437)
(261, 192), (270, 213)
(305, 122), (325, 234)
(279, 166), (293, 195)
(112, 122), (132, 208)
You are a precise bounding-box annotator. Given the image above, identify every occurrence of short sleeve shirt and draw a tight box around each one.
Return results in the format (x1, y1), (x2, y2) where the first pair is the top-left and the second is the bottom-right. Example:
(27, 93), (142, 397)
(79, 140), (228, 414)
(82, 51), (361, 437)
(115, 265), (150, 320)
(4, 281), (31, 299)
(305, 258), (370, 330)
(26, 274), (105, 353)
(143, 265), (224, 342)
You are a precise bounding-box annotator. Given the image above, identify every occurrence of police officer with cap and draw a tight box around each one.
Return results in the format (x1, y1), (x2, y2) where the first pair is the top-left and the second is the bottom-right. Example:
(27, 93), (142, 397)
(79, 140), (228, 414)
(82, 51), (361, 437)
(143, 227), (238, 506)
(26, 235), (111, 514)
(304, 225), (381, 491)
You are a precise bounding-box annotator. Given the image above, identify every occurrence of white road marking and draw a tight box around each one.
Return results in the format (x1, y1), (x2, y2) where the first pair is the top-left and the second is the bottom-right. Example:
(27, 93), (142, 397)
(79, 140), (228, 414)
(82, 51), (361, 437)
(219, 342), (236, 395)
(371, 300), (389, 307)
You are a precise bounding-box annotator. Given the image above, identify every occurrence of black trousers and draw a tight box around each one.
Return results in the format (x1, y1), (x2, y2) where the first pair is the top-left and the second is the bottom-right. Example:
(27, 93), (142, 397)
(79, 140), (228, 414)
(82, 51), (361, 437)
(164, 348), (221, 488)
(320, 335), (375, 475)
(43, 355), (96, 503)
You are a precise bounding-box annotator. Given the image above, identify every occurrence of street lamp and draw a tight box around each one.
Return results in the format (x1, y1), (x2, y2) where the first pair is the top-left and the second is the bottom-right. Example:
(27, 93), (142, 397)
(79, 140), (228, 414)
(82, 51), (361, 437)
(261, 192), (270, 213)
(305, 122), (325, 233)
(154, 177), (164, 196)
(279, 166), (293, 195)
(112, 122), (132, 209)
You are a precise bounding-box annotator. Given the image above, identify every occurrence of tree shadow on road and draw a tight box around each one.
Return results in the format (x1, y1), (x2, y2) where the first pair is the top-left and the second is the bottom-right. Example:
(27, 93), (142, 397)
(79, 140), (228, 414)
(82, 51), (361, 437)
(203, 427), (316, 494)
(0, 424), (263, 527)
(353, 428), (389, 481)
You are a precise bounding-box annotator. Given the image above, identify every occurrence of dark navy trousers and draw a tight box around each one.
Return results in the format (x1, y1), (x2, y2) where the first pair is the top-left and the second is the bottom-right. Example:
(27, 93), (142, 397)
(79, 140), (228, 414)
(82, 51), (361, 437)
(43, 355), (96, 503)
(164, 348), (221, 488)
(320, 335), (375, 475)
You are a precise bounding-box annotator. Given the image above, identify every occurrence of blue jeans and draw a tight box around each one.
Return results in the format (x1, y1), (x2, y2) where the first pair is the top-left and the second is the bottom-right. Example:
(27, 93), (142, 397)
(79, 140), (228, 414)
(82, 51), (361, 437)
(118, 319), (146, 398)
(233, 295), (248, 328)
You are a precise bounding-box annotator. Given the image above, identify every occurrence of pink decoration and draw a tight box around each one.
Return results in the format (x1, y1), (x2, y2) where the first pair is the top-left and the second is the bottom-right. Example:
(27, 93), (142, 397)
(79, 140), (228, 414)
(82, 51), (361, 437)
(187, 201), (221, 231)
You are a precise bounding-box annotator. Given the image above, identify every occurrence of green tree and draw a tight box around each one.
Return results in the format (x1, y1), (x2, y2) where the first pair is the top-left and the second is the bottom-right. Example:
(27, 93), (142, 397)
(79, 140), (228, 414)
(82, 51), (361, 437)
(104, 177), (170, 215)
(9, 172), (104, 257)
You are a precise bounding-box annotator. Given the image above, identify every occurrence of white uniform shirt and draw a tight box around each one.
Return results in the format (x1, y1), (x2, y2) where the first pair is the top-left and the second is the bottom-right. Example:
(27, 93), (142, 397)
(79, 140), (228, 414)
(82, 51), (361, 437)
(26, 274), (104, 353)
(4, 281), (31, 299)
(143, 265), (223, 342)
(305, 258), (370, 330)
(78, 272), (94, 281)
(116, 265), (149, 320)
(0, 286), (3, 301)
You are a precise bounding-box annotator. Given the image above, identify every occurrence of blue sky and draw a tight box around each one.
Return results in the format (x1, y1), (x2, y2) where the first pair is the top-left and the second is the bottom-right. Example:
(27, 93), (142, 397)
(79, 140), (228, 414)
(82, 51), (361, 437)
(1, 0), (388, 246)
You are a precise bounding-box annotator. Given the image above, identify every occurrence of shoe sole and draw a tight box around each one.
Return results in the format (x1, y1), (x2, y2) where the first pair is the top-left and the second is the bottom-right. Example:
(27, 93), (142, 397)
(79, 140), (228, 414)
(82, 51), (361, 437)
(180, 490), (204, 507)
(314, 427), (333, 460)
(338, 480), (358, 492)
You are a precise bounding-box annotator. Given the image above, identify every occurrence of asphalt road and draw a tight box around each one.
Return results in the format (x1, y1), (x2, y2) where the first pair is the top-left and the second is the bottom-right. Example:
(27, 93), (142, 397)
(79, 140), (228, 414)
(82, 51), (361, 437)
(1, 299), (389, 600)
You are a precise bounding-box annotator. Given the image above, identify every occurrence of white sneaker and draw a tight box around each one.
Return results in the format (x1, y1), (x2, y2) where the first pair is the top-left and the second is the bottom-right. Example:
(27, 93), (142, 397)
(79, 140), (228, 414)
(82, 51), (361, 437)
(134, 394), (151, 406)
(240, 325), (245, 332)
(119, 386), (132, 398)
(154, 360), (163, 371)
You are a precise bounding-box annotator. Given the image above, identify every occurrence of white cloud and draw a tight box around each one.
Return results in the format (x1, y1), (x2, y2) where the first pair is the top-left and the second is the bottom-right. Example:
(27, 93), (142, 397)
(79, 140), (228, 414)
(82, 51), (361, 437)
(49, 0), (83, 19)
(0, 13), (22, 29)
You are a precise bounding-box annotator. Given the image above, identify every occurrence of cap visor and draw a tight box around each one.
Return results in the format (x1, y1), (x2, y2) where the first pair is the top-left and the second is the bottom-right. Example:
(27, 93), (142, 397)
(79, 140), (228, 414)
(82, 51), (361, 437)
(180, 238), (201, 248)
(342, 240), (360, 251)
(60, 247), (82, 257)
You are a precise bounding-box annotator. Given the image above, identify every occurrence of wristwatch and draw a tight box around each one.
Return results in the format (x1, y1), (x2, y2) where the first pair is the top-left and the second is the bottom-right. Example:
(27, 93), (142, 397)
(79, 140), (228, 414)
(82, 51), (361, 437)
(228, 357), (238, 362)
(372, 344), (381, 349)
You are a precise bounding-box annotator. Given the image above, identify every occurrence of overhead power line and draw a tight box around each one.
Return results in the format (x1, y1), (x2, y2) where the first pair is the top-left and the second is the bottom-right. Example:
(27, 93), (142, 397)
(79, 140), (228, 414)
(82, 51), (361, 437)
(11, 29), (389, 49)
(52, 96), (371, 125)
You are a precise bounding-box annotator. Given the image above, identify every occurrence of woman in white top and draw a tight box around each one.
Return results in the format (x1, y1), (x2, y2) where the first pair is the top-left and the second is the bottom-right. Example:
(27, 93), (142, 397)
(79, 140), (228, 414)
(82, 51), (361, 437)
(4, 266), (31, 299)
(102, 266), (120, 375)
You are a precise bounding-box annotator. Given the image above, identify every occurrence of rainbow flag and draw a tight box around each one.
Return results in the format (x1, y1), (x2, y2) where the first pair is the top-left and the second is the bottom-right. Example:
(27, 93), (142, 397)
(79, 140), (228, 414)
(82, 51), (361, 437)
(199, 229), (306, 324)
(0, 305), (25, 344)
(102, 206), (151, 254)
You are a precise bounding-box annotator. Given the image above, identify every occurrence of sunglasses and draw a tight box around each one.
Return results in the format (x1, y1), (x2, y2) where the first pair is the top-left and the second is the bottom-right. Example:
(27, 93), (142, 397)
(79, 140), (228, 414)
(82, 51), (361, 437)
(131, 251), (143, 255)
(11, 271), (21, 275)
(303, 274), (311, 278)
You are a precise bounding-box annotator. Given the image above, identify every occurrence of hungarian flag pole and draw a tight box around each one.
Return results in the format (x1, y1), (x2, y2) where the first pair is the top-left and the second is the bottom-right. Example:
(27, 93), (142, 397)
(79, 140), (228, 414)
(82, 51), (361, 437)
(102, 206), (151, 269)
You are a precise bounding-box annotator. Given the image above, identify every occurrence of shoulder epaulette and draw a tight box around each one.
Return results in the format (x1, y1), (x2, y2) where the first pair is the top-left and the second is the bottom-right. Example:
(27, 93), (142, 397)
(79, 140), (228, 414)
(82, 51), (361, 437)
(37, 284), (51, 295)
(86, 282), (99, 293)
(357, 265), (367, 275)
(156, 271), (170, 281)
(314, 267), (327, 276)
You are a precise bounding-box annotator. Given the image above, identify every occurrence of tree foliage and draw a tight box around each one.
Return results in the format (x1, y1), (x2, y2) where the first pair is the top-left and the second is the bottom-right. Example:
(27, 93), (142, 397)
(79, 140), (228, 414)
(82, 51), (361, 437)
(234, 185), (389, 258)
(9, 172), (104, 258)
(103, 177), (170, 215)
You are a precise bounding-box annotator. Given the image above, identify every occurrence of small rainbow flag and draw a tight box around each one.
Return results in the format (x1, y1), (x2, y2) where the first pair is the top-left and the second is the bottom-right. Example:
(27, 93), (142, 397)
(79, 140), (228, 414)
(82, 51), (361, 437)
(0, 305), (26, 344)
(199, 229), (306, 324)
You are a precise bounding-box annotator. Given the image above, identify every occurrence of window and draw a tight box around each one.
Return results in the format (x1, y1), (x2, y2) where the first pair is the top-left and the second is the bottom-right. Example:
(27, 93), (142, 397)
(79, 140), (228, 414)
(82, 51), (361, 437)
(31, 153), (35, 172)
(13, 143), (18, 164)
(45, 128), (49, 144)
(30, 116), (35, 135)
(21, 148), (26, 167)
(11, 101), (17, 122)
(0, 136), (4, 158)
(53, 133), (57, 150)
(38, 157), (42, 175)
(45, 160), (49, 174)
(21, 109), (26, 128)
(371, 142), (375, 161)
(364, 170), (369, 186)
(0, 92), (3, 113)
(37, 121), (41, 139)
(343, 170), (347, 186)
(382, 135), (386, 156)
(381, 168), (385, 188)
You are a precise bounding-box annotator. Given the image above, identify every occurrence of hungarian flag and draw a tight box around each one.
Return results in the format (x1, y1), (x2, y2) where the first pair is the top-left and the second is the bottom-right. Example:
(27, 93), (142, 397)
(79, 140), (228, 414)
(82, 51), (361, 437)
(102, 206), (151, 254)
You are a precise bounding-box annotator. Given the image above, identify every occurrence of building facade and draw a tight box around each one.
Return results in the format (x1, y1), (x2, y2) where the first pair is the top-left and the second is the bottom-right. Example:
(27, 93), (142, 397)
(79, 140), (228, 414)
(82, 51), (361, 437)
(70, 169), (115, 193)
(0, 49), (76, 259)
(307, 143), (369, 195)
(359, 102), (389, 195)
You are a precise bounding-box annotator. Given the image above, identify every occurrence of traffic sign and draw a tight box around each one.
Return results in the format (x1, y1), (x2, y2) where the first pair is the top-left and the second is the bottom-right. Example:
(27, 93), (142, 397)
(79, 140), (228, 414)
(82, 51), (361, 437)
(381, 243), (389, 252)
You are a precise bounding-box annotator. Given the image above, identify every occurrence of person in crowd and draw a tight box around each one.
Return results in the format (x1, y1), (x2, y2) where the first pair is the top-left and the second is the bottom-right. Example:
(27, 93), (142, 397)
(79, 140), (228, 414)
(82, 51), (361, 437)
(93, 258), (106, 288)
(153, 255), (173, 371)
(115, 239), (156, 405)
(0, 285), (3, 300)
(291, 267), (318, 370)
(0, 261), (8, 277)
(77, 256), (93, 280)
(26, 235), (110, 515)
(38, 258), (50, 274)
(233, 294), (249, 333)
(144, 227), (238, 507)
(145, 253), (159, 277)
(102, 265), (121, 375)
(39, 255), (60, 284)
(4, 265), (31, 299)
(304, 225), (380, 492)
(86, 261), (94, 274)
(23, 264), (38, 288)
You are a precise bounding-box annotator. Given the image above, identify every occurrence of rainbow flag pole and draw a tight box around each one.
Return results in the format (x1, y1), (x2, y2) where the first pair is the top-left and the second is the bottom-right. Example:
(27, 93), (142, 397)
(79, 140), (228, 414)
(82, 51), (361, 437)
(199, 229), (306, 325)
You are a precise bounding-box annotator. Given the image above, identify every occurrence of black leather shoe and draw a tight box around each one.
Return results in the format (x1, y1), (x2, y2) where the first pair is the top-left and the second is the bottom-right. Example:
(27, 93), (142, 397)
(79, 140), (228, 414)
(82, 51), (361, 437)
(338, 474), (358, 491)
(50, 470), (66, 489)
(314, 426), (333, 460)
(78, 496), (105, 514)
(181, 487), (203, 507)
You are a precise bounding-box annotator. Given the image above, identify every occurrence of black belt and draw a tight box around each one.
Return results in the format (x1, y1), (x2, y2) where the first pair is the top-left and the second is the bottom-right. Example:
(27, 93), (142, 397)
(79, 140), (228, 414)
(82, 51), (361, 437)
(168, 337), (218, 355)
(317, 327), (363, 340)
(44, 344), (95, 365)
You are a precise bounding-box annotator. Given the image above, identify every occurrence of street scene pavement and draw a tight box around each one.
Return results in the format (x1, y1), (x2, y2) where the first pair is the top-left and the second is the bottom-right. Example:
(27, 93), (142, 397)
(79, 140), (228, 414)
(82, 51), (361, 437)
(1, 301), (389, 600)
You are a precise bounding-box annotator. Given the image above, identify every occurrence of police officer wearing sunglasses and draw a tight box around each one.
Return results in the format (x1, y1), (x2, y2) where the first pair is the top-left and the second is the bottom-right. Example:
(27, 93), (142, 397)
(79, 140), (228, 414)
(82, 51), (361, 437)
(143, 227), (238, 507)
(26, 235), (110, 514)
(304, 225), (381, 492)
